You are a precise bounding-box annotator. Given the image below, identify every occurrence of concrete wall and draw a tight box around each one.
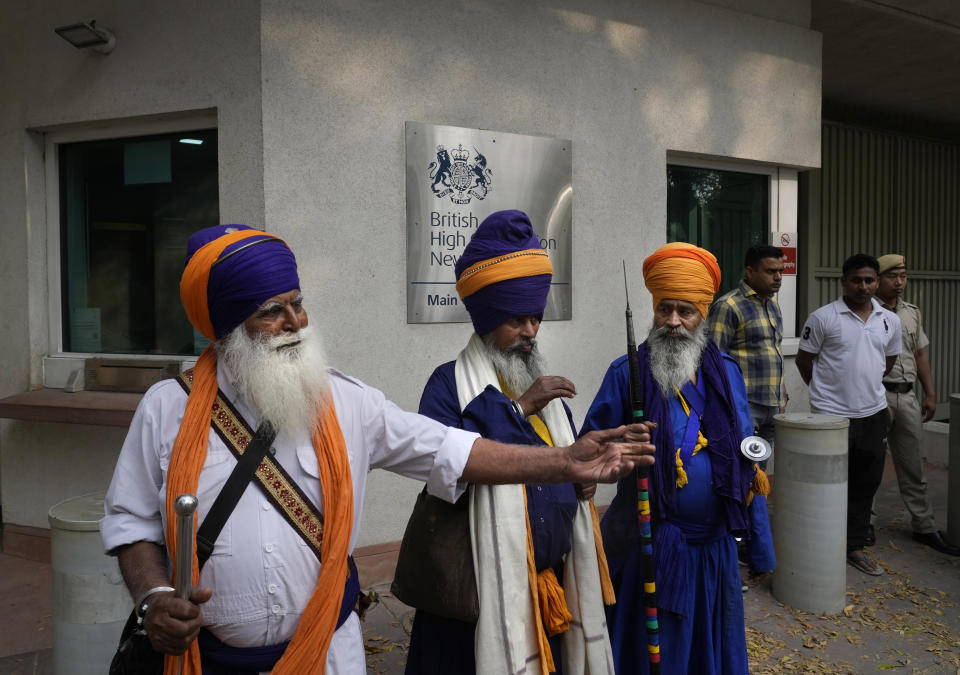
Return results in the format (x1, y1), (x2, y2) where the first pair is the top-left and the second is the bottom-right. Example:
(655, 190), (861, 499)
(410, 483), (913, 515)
(0, 0), (264, 529)
(258, 0), (821, 544)
(0, 0), (822, 543)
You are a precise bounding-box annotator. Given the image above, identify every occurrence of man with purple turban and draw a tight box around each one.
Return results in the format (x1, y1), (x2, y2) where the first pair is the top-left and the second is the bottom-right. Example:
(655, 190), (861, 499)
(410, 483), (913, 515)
(406, 211), (617, 674)
(100, 224), (655, 675)
(581, 242), (775, 675)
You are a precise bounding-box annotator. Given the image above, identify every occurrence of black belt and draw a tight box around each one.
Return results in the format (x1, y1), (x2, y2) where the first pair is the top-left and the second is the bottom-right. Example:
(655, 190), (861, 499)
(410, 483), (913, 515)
(884, 381), (913, 394)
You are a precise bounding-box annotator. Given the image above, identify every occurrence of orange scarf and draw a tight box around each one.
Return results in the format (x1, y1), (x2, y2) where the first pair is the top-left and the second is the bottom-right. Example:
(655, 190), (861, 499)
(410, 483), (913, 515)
(163, 347), (354, 674)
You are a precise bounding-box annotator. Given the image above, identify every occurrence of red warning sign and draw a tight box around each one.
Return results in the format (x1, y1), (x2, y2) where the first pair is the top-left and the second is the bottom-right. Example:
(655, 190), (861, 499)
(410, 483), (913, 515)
(777, 232), (797, 275)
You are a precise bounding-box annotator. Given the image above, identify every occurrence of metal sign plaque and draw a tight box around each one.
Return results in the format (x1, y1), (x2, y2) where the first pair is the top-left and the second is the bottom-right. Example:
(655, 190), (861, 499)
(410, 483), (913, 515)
(405, 122), (572, 324)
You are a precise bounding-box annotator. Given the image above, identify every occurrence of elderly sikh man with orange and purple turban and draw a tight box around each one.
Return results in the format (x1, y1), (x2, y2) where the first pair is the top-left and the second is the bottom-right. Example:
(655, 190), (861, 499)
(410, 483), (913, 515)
(581, 242), (775, 675)
(406, 211), (616, 675)
(100, 224), (655, 675)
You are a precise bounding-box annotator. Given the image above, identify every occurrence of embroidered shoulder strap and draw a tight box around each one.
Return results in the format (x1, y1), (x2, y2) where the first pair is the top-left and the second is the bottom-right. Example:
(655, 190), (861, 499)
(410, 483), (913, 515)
(177, 370), (325, 561)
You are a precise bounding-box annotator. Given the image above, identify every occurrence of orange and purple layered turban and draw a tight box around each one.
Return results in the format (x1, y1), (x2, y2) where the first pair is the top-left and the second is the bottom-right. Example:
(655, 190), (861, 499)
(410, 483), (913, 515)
(642, 242), (721, 318)
(455, 210), (553, 336)
(170, 225), (350, 675)
(180, 225), (300, 340)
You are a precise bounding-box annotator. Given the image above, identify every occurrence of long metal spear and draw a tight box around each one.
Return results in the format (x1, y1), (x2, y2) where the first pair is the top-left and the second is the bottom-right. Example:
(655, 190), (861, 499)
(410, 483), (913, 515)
(173, 494), (198, 675)
(623, 261), (661, 673)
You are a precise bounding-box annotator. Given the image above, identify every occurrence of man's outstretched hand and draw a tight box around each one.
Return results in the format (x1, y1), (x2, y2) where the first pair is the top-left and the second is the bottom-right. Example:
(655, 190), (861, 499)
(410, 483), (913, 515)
(567, 423), (656, 483)
(462, 423), (656, 486)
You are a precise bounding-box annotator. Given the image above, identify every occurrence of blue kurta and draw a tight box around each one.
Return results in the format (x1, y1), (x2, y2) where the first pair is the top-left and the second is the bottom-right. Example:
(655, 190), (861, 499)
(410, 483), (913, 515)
(405, 360), (579, 674)
(581, 348), (775, 675)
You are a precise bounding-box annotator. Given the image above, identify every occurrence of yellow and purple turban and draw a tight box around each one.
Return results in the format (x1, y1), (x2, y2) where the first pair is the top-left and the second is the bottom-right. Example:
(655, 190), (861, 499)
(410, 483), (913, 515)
(642, 242), (721, 318)
(455, 210), (553, 336)
(180, 224), (300, 340)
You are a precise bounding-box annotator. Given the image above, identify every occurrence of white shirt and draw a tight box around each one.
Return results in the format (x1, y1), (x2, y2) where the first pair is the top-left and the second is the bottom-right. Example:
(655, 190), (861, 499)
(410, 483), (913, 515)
(799, 297), (902, 418)
(101, 363), (477, 671)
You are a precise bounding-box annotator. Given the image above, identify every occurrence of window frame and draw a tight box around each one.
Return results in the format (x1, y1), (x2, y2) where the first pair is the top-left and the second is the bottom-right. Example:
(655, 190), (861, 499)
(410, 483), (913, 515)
(42, 112), (217, 385)
(665, 153), (799, 343)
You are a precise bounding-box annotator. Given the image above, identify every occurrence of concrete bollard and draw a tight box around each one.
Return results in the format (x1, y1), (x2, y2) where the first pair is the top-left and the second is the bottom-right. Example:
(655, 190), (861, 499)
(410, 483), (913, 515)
(771, 412), (849, 615)
(949, 394), (960, 545)
(49, 491), (132, 675)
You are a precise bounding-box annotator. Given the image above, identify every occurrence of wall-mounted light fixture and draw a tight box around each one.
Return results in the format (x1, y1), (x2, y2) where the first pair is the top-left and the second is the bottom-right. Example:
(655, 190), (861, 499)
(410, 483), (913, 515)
(54, 20), (116, 54)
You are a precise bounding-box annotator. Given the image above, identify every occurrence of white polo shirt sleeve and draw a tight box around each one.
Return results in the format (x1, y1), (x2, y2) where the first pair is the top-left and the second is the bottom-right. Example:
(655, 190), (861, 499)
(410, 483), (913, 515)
(798, 310), (826, 354)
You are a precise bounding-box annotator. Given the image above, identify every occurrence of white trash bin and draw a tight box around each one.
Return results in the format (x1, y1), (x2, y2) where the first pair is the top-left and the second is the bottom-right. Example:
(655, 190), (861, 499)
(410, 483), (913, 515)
(771, 413), (849, 615)
(49, 491), (132, 675)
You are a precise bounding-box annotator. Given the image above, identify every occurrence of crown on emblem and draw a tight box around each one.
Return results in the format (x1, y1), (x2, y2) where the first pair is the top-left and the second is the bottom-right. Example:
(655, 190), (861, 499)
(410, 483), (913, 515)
(451, 144), (469, 162)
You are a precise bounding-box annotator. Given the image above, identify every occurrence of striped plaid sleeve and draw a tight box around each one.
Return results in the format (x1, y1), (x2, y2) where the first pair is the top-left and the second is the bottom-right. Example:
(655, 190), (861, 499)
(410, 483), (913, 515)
(707, 297), (738, 353)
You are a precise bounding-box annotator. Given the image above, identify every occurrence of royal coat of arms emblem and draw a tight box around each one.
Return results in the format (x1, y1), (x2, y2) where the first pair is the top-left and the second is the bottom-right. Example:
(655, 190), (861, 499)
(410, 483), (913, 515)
(428, 144), (493, 204)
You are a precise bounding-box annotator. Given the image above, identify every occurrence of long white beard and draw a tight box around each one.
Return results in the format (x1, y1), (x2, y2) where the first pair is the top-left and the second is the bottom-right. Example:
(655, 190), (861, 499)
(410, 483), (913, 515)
(215, 323), (330, 434)
(481, 334), (546, 397)
(646, 320), (708, 397)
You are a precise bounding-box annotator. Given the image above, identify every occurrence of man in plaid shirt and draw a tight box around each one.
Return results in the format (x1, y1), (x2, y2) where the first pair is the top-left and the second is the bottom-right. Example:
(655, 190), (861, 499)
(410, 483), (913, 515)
(707, 245), (788, 467)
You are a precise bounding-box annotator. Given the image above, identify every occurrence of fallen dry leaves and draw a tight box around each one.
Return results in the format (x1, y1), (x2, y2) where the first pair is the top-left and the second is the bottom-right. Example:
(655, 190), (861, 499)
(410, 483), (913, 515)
(746, 568), (960, 674)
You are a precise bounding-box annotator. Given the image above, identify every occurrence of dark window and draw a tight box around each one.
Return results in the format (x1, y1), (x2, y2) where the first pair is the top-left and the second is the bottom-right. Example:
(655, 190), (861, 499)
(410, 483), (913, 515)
(667, 165), (768, 297)
(59, 130), (219, 355)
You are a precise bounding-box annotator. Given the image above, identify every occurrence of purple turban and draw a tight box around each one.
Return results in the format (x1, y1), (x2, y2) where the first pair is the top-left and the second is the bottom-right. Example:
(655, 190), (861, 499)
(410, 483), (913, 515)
(183, 224), (300, 339)
(454, 210), (553, 336)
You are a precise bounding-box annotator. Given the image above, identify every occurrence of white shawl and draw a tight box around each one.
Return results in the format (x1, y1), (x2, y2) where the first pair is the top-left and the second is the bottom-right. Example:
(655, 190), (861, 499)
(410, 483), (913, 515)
(455, 333), (614, 674)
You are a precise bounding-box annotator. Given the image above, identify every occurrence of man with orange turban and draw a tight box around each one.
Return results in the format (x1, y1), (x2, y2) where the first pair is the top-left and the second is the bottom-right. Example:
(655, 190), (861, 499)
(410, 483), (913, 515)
(581, 242), (775, 675)
(100, 224), (655, 675)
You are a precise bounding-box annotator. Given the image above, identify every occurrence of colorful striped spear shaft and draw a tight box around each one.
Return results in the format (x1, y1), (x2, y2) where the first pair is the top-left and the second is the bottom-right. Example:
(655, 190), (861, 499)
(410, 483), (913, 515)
(623, 262), (661, 673)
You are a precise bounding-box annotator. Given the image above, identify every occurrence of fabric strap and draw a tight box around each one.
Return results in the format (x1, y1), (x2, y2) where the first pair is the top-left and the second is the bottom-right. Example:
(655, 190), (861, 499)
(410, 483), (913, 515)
(176, 372), (326, 559)
(196, 420), (277, 567)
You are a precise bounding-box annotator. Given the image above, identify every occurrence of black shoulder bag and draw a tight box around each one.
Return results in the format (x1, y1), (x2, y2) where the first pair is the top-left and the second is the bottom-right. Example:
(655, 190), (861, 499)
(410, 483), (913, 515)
(109, 422), (277, 675)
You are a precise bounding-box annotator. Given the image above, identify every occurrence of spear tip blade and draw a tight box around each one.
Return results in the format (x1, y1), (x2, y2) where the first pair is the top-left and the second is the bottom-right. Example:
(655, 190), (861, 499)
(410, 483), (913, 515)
(623, 260), (631, 309)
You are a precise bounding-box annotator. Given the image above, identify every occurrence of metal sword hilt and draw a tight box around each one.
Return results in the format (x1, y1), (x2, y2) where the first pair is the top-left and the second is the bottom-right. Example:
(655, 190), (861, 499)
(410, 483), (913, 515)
(173, 494), (198, 601)
(173, 494), (197, 675)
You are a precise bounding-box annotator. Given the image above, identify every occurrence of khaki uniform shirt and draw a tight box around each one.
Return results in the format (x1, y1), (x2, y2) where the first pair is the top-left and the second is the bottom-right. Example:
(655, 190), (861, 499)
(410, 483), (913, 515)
(881, 299), (929, 384)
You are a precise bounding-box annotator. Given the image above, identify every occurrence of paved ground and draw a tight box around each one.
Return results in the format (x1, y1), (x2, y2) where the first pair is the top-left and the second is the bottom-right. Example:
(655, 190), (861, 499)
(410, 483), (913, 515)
(743, 462), (960, 674)
(1, 459), (958, 674)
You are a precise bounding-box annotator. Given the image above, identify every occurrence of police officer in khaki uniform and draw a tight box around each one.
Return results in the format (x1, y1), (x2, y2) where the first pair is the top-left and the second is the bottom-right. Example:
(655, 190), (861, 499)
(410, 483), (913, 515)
(876, 254), (960, 556)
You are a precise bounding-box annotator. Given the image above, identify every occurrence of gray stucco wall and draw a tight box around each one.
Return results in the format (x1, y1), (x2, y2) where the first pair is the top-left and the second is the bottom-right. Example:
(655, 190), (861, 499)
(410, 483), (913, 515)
(258, 0), (821, 544)
(0, 0), (264, 528)
(0, 0), (821, 544)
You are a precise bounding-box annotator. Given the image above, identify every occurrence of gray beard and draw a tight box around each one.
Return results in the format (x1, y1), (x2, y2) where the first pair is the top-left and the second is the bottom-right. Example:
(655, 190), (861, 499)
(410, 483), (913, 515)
(646, 320), (708, 397)
(215, 323), (330, 434)
(481, 333), (546, 397)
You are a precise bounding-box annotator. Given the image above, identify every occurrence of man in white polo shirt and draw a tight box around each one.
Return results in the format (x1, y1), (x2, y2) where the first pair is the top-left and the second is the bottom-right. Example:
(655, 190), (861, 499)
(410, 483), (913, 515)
(796, 253), (901, 576)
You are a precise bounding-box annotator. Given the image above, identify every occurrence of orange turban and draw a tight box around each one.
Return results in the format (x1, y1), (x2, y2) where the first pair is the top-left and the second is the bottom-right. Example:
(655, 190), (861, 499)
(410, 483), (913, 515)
(642, 242), (721, 318)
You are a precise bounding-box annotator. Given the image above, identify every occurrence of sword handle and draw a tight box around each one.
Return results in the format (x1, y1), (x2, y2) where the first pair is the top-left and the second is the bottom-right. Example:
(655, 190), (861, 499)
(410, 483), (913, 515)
(173, 494), (197, 675)
(173, 494), (198, 601)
